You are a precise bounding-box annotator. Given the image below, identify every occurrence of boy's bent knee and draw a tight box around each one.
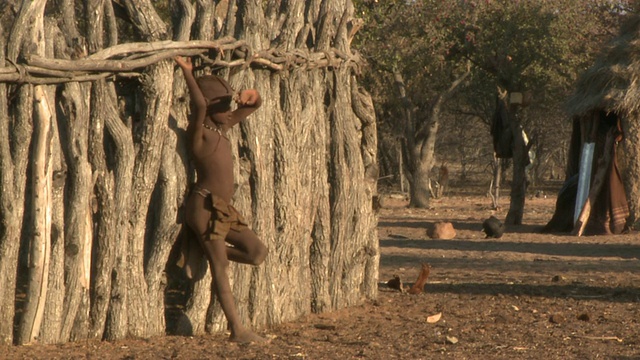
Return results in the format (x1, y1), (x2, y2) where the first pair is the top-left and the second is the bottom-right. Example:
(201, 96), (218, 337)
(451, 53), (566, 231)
(251, 245), (268, 266)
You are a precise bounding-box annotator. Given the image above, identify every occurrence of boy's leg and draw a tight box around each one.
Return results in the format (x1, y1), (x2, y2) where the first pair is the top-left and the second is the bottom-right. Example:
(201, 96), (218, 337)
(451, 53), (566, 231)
(198, 236), (266, 343)
(185, 194), (266, 343)
(225, 227), (268, 265)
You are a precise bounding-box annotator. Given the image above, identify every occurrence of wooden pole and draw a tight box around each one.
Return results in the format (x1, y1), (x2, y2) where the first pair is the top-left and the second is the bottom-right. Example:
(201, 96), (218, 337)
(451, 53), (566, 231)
(398, 139), (405, 193)
(19, 85), (53, 344)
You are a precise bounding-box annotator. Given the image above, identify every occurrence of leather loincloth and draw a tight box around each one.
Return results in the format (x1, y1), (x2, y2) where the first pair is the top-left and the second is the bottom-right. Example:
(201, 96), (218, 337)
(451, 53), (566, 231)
(177, 186), (249, 280)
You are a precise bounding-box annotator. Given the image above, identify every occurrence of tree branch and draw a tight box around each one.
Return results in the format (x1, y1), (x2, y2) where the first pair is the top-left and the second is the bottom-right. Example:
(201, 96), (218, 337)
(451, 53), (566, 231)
(1, 38), (363, 84)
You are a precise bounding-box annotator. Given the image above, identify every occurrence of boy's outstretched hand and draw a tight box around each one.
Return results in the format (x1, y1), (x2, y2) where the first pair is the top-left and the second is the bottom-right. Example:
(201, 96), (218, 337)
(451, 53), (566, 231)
(175, 56), (193, 71)
(236, 89), (260, 106)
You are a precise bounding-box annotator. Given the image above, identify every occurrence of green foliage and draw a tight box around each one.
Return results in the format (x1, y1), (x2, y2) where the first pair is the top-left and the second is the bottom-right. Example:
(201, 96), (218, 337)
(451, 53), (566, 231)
(357, 0), (634, 106)
(357, 1), (462, 87)
(354, 0), (632, 181)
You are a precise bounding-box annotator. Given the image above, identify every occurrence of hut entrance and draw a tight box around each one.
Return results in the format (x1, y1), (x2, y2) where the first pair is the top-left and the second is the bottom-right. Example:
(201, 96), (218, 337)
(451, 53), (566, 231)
(544, 111), (629, 235)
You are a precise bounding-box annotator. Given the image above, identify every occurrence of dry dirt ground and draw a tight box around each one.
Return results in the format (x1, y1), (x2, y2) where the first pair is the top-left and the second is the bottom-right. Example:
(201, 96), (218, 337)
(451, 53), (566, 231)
(2, 184), (640, 360)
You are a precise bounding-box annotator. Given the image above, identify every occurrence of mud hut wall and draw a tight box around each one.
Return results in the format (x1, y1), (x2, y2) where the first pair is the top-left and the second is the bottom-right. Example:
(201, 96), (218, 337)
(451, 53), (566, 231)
(619, 112), (640, 226)
(0, 0), (378, 343)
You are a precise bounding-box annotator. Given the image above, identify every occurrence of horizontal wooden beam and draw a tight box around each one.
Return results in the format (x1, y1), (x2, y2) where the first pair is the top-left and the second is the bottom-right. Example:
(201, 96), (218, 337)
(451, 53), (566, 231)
(0, 38), (362, 85)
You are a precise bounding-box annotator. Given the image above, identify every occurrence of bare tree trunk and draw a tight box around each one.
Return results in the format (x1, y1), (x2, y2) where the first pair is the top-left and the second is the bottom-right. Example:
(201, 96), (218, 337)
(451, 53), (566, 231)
(490, 155), (502, 210)
(0, 13), (29, 346)
(41, 145), (65, 344)
(230, 1), (276, 329)
(39, 20), (66, 344)
(84, 0), (128, 341)
(41, 125), (65, 343)
(396, 69), (469, 208)
(408, 152), (434, 208)
(144, 112), (187, 335)
(143, 0), (194, 337)
(494, 88), (528, 225)
(397, 140), (406, 193)
(19, 85), (54, 344)
(58, 81), (93, 343)
(50, 9), (95, 339)
(115, 0), (172, 339)
(122, 61), (174, 338)
(52, 49), (93, 342)
(91, 79), (134, 341)
(327, 65), (378, 308)
(15, 0), (53, 345)
(86, 91), (114, 341)
(351, 75), (379, 303)
(310, 135), (332, 314)
(505, 112), (528, 225)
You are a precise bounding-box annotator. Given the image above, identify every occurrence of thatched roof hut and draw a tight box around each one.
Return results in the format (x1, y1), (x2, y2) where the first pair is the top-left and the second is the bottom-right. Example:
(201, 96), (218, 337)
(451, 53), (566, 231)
(545, 15), (640, 234)
(566, 16), (640, 118)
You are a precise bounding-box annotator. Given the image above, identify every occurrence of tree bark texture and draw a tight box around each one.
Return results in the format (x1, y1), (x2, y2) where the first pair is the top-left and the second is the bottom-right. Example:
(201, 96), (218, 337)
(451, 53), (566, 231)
(15, 0), (52, 346)
(395, 69), (468, 208)
(0, 0), (377, 344)
(495, 91), (528, 226)
(0, 15), (28, 346)
(504, 118), (529, 225)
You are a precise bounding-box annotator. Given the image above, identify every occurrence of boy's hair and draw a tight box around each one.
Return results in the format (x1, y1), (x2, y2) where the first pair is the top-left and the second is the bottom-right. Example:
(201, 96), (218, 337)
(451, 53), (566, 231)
(196, 75), (234, 103)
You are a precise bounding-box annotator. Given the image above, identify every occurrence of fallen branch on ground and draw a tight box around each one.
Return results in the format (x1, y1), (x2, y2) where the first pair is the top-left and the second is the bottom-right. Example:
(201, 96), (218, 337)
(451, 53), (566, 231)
(573, 335), (623, 342)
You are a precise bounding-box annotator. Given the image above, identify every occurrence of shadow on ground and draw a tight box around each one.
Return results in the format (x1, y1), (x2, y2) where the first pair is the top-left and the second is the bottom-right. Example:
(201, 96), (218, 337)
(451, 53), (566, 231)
(379, 238), (640, 259)
(377, 281), (640, 303)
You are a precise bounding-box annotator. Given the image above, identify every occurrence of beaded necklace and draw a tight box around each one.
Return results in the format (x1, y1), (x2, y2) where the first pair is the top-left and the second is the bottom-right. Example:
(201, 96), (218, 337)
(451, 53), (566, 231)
(203, 121), (228, 151)
(203, 122), (223, 137)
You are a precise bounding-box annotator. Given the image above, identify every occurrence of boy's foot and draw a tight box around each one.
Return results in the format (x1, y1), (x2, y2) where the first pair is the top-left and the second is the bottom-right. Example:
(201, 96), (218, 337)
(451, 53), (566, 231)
(230, 329), (269, 344)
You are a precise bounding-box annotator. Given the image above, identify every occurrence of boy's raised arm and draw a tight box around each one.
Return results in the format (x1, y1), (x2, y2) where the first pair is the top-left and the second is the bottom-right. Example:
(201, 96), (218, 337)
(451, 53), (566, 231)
(229, 89), (262, 126)
(175, 56), (206, 151)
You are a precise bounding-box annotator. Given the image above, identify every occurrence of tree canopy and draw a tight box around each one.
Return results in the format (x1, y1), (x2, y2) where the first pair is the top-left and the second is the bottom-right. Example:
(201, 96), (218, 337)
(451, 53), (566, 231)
(355, 0), (633, 194)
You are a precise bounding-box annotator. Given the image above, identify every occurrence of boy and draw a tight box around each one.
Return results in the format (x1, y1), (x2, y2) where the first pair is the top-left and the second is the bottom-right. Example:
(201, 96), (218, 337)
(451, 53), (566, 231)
(175, 56), (268, 343)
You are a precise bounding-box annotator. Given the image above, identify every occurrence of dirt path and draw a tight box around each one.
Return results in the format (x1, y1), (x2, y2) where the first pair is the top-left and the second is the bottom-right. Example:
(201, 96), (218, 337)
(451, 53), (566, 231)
(2, 194), (639, 359)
